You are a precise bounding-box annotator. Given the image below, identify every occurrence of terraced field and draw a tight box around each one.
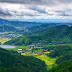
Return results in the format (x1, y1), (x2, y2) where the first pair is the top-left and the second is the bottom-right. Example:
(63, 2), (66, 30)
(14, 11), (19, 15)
(21, 52), (57, 70)
(0, 38), (10, 44)
(36, 54), (57, 70)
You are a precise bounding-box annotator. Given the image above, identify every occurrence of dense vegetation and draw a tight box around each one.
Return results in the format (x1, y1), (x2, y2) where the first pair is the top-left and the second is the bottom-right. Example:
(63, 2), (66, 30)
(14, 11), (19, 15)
(27, 24), (56, 32)
(47, 44), (72, 72)
(1, 19), (72, 72)
(5, 25), (72, 45)
(48, 60), (72, 72)
(0, 48), (47, 72)
(7, 44), (72, 72)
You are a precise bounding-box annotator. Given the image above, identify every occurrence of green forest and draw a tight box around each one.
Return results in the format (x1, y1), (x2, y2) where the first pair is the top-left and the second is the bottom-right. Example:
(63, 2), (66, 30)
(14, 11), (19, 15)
(0, 48), (47, 72)
(5, 25), (72, 45)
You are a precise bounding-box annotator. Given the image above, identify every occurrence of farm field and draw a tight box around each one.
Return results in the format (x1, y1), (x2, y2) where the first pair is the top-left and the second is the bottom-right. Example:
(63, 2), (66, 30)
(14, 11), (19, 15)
(21, 52), (57, 70)
(36, 54), (57, 70)
(69, 44), (72, 48)
(8, 46), (27, 51)
(0, 38), (10, 44)
(21, 52), (33, 56)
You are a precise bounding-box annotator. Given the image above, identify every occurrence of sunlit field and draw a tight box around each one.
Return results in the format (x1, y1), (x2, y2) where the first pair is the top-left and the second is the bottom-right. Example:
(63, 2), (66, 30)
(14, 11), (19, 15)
(36, 54), (57, 70)
(21, 52), (57, 70)
(0, 38), (10, 44)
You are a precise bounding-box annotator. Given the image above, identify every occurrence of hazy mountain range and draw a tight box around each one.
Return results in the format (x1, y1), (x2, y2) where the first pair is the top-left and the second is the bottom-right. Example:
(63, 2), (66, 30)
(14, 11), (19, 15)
(0, 18), (72, 28)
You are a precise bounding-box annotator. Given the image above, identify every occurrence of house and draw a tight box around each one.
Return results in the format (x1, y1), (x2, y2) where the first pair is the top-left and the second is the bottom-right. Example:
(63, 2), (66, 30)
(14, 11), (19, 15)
(28, 45), (35, 49)
(50, 50), (54, 52)
(17, 49), (22, 53)
(44, 50), (47, 52)
(17, 49), (28, 53)
(40, 51), (43, 53)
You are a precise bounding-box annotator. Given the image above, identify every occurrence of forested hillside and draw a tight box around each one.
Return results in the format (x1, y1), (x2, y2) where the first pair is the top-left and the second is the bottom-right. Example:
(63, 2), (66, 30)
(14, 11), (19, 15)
(47, 44), (72, 72)
(48, 60), (72, 72)
(27, 24), (56, 32)
(0, 48), (47, 72)
(0, 25), (18, 32)
(5, 25), (72, 45)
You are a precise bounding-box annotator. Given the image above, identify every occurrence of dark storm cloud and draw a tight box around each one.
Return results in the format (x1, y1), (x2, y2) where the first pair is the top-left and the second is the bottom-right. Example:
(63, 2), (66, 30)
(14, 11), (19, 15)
(59, 13), (71, 17)
(0, 0), (42, 4)
(0, 0), (72, 5)
(29, 7), (48, 14)
(0, 0), (72, 19)
(58, 0), (72, 3)
(55, 10), (72, 17)
(17, 12), (39, 16)
(0, 8), (12, 16)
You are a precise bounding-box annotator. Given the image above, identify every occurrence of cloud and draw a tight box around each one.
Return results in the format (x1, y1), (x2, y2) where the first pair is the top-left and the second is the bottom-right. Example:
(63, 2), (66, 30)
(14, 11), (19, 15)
(0, 0), (72, 19)
(55, 9), (72, 17)
(0, 7), (12, 16)
(0, 0), (72, 5)
(0, 0), (54, 5)
(59, 12), (71, 17)
(29, 6), (48, 14)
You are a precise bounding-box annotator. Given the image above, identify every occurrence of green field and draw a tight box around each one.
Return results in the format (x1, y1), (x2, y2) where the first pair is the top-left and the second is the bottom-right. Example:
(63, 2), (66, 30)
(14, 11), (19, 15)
(8, 46), (27, 51)
(69, 44), (72, 48)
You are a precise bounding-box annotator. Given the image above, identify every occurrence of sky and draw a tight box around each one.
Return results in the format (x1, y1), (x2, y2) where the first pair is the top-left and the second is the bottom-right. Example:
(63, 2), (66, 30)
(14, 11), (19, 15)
(0, 0), (72, 20)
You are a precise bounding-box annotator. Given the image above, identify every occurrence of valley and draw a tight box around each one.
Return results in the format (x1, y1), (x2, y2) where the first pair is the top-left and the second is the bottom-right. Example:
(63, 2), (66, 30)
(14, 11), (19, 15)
(0, 18), (72, 72)
(0, 0), (72, 71)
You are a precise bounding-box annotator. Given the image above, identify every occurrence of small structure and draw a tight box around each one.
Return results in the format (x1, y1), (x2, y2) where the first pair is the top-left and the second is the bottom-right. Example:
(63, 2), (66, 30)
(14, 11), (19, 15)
(17, 49), (28, 53)
(44, 50), (47, 52)
(50, 50), (54, 52)
(17, 49), (22, 53)
(28, 45), (35, 49)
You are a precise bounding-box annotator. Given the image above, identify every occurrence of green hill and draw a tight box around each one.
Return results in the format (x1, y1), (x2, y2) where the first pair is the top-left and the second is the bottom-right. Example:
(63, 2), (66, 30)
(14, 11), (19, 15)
(47, 44), (72, 72)
(5, 25), (72, 45)
(0, 48), (47, 72)
(48, 60), (72, 72)
(27, 24), (56, 32)
(0, 25), (18, 32)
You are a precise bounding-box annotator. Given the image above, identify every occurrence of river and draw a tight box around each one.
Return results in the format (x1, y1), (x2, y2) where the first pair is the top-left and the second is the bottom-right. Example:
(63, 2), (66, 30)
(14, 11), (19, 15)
(0, 45), (16, 49)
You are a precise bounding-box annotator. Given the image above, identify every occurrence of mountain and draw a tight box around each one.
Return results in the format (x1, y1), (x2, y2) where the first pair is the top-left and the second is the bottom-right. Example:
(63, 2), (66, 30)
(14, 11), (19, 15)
(5, 25), (72, 45)
(0, 18), (72, 28)
(0, 48), (47, 72)
(0, 25), (18, 32)
(27, 24), (56, 32)
(0, 18), (56, 28)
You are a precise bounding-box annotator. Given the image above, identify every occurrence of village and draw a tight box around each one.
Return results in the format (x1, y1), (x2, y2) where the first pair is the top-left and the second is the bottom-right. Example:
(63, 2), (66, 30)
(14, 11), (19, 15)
(0, 32), (21, 39)
(17, 44), (54, 56)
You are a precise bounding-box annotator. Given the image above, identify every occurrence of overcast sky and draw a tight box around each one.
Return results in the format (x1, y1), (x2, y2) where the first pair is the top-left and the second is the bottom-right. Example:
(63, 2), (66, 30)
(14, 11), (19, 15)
(0, 0), (72, 19)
